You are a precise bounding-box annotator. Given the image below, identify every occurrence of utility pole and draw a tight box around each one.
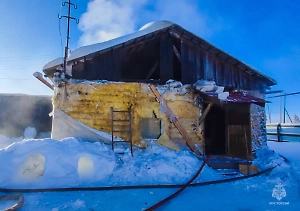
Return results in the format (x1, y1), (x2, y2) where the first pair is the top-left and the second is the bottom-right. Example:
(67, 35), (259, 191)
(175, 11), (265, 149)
(283, 93), (286, 123)
(58, 0), (79, 73)
(266, 90), (300, 124)
(280, 95), (282, 123)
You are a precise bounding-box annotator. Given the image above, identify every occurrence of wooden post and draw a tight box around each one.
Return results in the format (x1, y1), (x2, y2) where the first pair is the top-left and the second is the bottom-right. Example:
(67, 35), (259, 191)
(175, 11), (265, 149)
(277, 123), (281, 142)
(173, 45), (181, 62)
(243, 125), (250, 175)
(199, 103), (213, 126)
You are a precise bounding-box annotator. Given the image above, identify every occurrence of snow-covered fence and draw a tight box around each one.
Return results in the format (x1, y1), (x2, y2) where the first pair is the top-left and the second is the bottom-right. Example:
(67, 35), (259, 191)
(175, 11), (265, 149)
(0, 94), (52, 137)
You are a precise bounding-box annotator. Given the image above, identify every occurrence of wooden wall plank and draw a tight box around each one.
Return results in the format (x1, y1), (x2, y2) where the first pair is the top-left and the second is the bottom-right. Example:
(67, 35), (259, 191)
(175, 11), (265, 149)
(160, 35), (174, 84)
(70, 34), (266, 91)
(111, 50), (121, 81)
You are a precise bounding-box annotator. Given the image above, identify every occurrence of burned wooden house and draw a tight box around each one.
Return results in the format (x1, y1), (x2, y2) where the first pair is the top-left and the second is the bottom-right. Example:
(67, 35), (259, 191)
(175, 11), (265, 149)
(43, 21), (276, 160)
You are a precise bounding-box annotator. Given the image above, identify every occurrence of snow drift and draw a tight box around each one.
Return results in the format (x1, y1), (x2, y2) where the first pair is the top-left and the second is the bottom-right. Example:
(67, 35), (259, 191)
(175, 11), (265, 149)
(0, 136), (221, 189)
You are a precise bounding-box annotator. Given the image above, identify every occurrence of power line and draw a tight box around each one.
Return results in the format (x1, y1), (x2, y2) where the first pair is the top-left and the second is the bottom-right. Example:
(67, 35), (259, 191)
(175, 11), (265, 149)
(0, 65), (43, 68)
(0, 78), (35, 80)
(266, 91), (300, 99)
(0, 65), (42, 68)
(0, 72), (39, 94)
(0, 58), (56, 62)
(0, 67), (43, 71)
(0, 54), (58, 60)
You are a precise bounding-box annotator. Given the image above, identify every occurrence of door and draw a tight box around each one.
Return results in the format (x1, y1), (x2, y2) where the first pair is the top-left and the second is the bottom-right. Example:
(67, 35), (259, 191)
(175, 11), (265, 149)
(226, 103), (252, 160)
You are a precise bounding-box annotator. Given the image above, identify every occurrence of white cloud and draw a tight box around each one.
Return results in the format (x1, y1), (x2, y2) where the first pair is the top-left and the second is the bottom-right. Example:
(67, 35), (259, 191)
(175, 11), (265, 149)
(78, 0), (222, 46)
(78, 0), (147, 46)
(144, 0), (212, 37)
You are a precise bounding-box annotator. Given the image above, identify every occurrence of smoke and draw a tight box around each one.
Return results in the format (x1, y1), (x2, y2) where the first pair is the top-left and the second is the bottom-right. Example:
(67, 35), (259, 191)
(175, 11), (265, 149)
(145, 0), (212, 37)
(78, 0), (219, 46)
(0, 95), (52, 137)
(78, 0), (148, 46)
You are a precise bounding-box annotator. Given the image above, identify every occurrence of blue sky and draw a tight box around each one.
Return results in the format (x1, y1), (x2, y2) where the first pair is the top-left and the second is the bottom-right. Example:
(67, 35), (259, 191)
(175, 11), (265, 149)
(0, 0), (299, 123)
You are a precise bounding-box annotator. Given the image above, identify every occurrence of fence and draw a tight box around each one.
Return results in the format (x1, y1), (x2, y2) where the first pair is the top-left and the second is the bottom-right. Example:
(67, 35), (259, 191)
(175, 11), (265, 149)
(266, 123), (300, 142)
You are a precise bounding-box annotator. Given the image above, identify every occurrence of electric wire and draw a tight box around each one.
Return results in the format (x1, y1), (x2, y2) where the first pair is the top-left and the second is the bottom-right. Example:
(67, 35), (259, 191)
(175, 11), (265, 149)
(266, 91), (300, 99)
(0, 66), (43, 70)
(0, 72), (39, 95)
(0, 56), (58, 62)
(0, 78), (35, 80)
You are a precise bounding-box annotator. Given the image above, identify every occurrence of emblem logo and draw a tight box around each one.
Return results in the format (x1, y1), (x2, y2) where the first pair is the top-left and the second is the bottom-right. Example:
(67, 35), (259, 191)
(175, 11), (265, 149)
(272, 183), (287, 201)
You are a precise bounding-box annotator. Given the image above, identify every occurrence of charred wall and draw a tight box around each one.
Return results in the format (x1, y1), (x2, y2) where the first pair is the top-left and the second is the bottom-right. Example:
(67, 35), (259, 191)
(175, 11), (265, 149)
(53, 82), (203, 150)
(180, 37), (266, 91)
(69, 32), (268, 93)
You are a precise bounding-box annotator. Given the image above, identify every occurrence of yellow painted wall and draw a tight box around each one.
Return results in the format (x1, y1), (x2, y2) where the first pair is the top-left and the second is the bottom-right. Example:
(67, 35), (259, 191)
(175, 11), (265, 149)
(53, 82), (204, 150)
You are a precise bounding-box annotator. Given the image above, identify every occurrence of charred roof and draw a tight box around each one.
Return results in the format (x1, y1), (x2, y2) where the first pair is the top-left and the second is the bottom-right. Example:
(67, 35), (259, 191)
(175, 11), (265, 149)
(43, 21), (276, 88)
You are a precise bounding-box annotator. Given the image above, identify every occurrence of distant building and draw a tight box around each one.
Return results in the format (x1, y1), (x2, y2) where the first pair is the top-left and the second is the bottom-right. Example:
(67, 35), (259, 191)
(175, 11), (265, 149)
(43, 21), (276, 159)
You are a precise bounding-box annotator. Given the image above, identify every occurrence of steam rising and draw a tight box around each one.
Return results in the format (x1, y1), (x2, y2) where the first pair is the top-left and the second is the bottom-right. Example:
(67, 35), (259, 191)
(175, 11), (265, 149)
(78, 0), (147, 46)
(0, 95), (52, 137)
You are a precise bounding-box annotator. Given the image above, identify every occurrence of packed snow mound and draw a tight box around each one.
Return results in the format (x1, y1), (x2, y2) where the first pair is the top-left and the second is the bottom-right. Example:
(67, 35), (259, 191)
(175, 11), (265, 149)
(0, 138), (219, 189)
(0, 135), (23, 149)
(24, 126), (37, 139)
(36, 132), (51, 139)
(0, 127), (51, 149)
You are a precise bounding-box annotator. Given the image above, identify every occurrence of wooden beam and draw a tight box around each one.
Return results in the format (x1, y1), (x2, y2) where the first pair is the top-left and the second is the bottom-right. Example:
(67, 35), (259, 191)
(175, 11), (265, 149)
(149, 84), (202, 155)
(145, 61), (159, 81)
(199, 102), (213, 125)
(173, 45), (181, 62)
(33, 72), (54, 90)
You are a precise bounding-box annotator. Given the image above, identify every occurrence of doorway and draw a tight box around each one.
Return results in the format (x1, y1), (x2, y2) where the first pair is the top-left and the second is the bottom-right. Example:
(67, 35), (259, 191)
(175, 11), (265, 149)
(204, 104), (226, 155)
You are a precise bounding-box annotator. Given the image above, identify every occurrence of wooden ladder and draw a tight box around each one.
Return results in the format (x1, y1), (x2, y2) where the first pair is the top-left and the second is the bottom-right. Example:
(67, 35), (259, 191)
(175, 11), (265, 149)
(110, 107), (133, 156)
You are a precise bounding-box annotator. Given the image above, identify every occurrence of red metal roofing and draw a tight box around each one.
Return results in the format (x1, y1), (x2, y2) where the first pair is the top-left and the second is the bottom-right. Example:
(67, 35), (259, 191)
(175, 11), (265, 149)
(202, 91), (267, 106)
(228, 91), (267, 104)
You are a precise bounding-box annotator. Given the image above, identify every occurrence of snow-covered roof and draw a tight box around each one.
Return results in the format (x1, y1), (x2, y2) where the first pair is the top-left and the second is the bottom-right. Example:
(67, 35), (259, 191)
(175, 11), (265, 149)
(68, 21), (173, 63)
(43, 57), (63, 71)
(43, 21), (173, 71)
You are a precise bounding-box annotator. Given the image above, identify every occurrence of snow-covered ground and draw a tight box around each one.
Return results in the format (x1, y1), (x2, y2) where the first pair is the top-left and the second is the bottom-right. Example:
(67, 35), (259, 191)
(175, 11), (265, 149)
(0, 130), (299, 210)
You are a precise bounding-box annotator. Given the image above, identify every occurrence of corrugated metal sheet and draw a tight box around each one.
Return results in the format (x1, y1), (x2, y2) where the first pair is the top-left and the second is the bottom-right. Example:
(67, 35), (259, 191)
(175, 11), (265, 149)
(227, 91), (267, 105)
(201, 91), (268, 106)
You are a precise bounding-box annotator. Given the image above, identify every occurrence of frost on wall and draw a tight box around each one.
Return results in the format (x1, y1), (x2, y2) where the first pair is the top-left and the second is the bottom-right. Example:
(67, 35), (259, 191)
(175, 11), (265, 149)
(249, 91), (267, 152)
